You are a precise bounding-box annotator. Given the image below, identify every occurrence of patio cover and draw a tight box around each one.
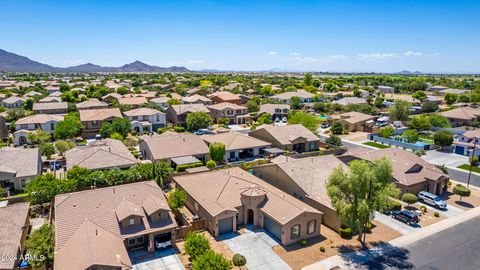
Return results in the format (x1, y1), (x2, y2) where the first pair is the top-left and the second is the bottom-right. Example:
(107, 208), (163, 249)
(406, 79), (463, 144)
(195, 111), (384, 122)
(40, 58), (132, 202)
(171, 155), (201, 166)
(263, 148), (286, 155)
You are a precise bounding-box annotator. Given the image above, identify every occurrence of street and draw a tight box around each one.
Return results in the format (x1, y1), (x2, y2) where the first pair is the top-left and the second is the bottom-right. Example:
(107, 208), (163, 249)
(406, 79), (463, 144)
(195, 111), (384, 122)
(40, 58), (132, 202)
(361, 216), (480, 270)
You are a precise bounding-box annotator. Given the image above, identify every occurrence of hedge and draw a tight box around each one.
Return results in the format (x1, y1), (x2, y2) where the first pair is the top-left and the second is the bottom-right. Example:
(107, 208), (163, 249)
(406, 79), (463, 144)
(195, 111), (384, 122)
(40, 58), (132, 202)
(339, 227), (352, 238)
(176, 162), (204, 172)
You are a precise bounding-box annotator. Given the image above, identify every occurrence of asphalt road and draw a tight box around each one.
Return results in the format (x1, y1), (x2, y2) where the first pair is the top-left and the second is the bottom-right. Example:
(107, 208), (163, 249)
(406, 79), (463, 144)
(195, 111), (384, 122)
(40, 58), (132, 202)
(361, 216), (480, 270)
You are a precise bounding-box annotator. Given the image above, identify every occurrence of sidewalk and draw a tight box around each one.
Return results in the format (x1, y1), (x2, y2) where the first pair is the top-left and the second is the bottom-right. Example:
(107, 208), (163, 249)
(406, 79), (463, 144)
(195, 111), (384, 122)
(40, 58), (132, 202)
(302, 206), (480, 270)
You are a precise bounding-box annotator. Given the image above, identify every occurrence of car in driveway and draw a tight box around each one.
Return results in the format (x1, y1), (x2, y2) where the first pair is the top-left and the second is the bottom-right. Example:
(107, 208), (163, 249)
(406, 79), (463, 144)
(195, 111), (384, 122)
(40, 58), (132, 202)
(391, 210), (419, 225)
(418, 191), (447, 209)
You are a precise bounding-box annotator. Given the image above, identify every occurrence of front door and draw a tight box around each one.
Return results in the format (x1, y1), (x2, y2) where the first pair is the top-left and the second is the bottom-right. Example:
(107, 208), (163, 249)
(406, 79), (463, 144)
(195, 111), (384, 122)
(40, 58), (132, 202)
(247, 209), (254, 225)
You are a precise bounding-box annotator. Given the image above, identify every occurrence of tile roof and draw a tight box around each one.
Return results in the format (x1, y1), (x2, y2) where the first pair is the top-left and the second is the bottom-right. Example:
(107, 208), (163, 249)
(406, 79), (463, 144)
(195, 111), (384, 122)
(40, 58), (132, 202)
(76, 98), (109, 109)
(117, 96), (148, 105)
(123, 107), (163, 117)
(182, 94), (212, 103)
(272, 90), (314, 100)
(0, 202), (30, 270)
(16, 114), (64, 125)
(209, 91), (241, 101)
(32, 102), (68, 111)
(0, 147), (40, 178)
(141, 132), (209, 161)
(79, 108), (122, 121)
(258, 104), (290, 115)
(201, 132), (271, 151)
(250, 124), (319, 145)
(332, 97), (367, 105)
(207, 102), (246, 111)
(331, 111), (375, 124)
(169, 103), (209, 115)
(440, 107), (480, 120)
(174, 167), (321, 224)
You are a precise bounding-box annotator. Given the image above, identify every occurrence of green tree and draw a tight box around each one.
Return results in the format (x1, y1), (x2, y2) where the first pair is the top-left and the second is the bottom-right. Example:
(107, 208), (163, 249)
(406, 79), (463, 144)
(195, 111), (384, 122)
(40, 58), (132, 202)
(388, 100), (411, 121)
(167, 188), (186, 213)
(40, 143), (56, 158)
(453, 184), (471, 201)
(412, 91), (427, 102)
(409, 115), (432, 130)
(379, 127), (394, 138)
(100, 118), (132, 138)
(290, 96), (302, 109)
(136, 162), (173, 187)
(429, 114), (450, 128)
(374, 96), (384, 108)
(402, 129), (419, 143)
(54, 113), (84, 139)
(325, 134), (342, 146)
(257, 113), (273, 125)
(55, 140), (75, 156)
(218, 118), (231, 127)
(193, 250), (233, 270)
(28, 129), (51, 145)
(304, 73), (313, 86)
(246, 100), (260, 113)
(23, 98), (34, 110)
(209, 142), (226, 162)
(110, 132), (123, 140)
(421, 101), (439, 114)
(401, 193), (417, 206)
(444, 93), (458, 105)
(25, 174), (76, 205)
(66, 165), (92, 189)
(433, 130), (454, 149)
(26, 224), (55, 267)
(184, 232), (211, 261)
(330, 122), (344, 135)
(327, 158), (399, 247)
(167, 98), (182, 106)
(186, 111), (212, 131)
(287, 110), (321, 132)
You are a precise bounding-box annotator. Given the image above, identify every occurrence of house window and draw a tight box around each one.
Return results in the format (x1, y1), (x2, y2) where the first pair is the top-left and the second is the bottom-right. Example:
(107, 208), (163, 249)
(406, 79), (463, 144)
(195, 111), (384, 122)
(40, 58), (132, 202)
(137, 236), (144, 243)
(20, 124), (29, 129)
(129, 218), (135, 226)
(51, 123), (55, 130)
(291, 224), (300, 239)
(229, 151), (235, 160)
(92, 120), (98, 126)
(156, 115), (160, 121)
(194, 202), (199, 211)
(307, 220), (316, 234)
(128, 238), (136, 245)
(158, 212), (164, 219)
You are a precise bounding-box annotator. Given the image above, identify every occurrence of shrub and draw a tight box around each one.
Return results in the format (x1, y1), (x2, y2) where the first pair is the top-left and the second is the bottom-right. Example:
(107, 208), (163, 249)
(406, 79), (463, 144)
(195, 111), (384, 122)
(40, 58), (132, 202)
(319, 246), (326, 252)
(206, 160), (216, 169)
(167, 189), (186, 213)
(379, 126), (394, 138)
(453, 184), (471, 201)
(364, 222), (372, 233)
(300, 239), (307, 246)
(232, 254), (247, 267)
(173, 126), (185, 133)
(176, 162), (204, 172)
(184, 232), (211, 261)
(433, 211), (440, 217)
(420, 205), (427, 212)
(389, 200), (402, 211)
(209, 142), (226, 162)
(192, 250), (232, 270)
(330, 122), (344, 135)
(325, 135), (342, 147)
(339, 227), (352, 238)
(401, 193), (417, 206)
(26, 224), (55, 267)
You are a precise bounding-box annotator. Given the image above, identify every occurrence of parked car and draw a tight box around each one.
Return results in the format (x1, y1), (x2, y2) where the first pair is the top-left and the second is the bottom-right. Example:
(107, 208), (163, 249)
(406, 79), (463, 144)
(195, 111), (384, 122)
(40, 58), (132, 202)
(391, 210), (419, 225)
(194, 129), (214, 135)
(418, 191), (447, 209)
(321, 123), (330, 128)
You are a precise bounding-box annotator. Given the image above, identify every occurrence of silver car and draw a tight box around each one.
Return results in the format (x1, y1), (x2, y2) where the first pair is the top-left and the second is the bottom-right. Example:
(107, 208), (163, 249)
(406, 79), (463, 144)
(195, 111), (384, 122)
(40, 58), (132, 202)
(418, 191), (447, 209)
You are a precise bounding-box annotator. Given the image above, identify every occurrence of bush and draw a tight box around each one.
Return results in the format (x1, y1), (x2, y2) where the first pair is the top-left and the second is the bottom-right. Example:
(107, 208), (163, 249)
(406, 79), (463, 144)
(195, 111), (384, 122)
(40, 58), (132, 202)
(389, 200), (402, 211)
(173, 126), (185, 133)
(206, 160), (216, 169)
(319, 246), (326, 252)
(433, 211), (440, 217)
(192, 250), (232, 270)
(300, 239), (307, 246)
(167, 189), (186, 213)
(453, 184), (471, 201)
(232, 254), (246, 267)
(364, 222), (372, 233)
(330, 122), (344, 135)
(401, 193), (418, 206)
(209, 142), (226, 162)
(379, 126), (394, 138)
(176, 162), (204, 172)
(339, 227), (352, 238)
(325, 135), (342, 147)
(420, 205), (427, 212)
(184, 232), (211, 261)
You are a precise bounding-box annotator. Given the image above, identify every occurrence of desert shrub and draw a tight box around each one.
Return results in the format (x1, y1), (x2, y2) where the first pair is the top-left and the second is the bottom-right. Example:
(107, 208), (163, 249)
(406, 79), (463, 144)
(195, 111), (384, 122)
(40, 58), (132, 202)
(339, 227), (352, 238)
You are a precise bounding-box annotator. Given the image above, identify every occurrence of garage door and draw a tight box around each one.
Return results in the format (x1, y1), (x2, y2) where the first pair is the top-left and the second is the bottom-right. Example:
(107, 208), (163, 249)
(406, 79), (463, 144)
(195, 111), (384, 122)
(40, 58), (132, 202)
(218, 217), (234, 235)
(263, 215), (282, 241)
(455, 145), (465, 155)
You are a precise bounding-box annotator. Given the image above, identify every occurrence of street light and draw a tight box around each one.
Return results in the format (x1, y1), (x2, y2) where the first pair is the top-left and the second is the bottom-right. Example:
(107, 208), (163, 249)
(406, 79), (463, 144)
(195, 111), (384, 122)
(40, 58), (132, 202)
(467, 137), (477, 187)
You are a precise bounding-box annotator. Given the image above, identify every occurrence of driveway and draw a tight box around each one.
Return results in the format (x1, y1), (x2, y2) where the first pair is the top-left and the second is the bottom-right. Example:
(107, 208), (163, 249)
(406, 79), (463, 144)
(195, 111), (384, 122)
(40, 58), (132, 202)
(422, 149), (468, 167)
(374, 212), (419, 235)
(221, 229), (292, 270)
(416, 201), (465, 218)
(130, 248), (184, 270)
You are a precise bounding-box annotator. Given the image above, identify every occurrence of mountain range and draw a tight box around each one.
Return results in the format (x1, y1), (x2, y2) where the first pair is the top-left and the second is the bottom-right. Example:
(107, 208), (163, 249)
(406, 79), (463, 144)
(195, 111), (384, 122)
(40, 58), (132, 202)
(0, 49), (189, 73)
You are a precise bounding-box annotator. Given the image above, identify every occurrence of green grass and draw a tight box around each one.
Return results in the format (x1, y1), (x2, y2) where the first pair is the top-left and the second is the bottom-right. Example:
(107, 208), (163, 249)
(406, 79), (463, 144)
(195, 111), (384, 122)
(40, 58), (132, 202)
(0, 192), (28, 201)
(457, 164), (480, 173)
(363, 141), (391, 149)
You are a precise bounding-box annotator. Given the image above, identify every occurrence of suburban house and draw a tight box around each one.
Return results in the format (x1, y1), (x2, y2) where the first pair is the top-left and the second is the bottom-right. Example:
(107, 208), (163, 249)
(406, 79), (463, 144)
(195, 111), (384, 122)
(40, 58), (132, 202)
(0, 96), (24, 108)
(165, 103), (210, 126)
(0, 147), (42, 191)
(339, 148), (449, 195)
(45, 85), (60, 94)
(32, 102), (68, 114)
(117, 96), (148, 107)
(0, 202), (30, 270)
(23, 90), (42, 98)
(149, 96), (171, 110)
(182, 94), (213, 105)
(207, 102), (250, 124)
(173, 167), (323, 246)
(123, 107), (166, 133)
(54, 181), (177, 270)
(15, 114), (63, 132)
(271, 90), (314, 104)
(439, 88), (470, 96)
(102, 92), (123, 104)
(76, 98), (109, 110)
(429, 85), (448, 92)
(330, 111), (375, 132)
(332, 97), (367, 106)
(79, 108), (123, 137)
(201, 132), (271, 162)
(439, 106), (480, 127)
(65, 138), (138, 171)
(252, 155), (345, 229)
(249, 124), (320, 153)
(258, 104), (290, 122)
(452, 129), (480, 157)
(377, 85), (395, 93)
(139, 132), (210, 166)
(38, 96), (62, 103)
(209, 91), (242, 105)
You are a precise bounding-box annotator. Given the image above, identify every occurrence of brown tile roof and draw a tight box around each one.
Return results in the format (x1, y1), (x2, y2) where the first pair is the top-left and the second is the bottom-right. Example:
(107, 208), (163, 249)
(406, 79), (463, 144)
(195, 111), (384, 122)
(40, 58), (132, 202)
(174, 167), (321, 224)
(0, 147), (40, 178)
(117, 96), (148, 105)
(65, 139), (138, 170)
(250, 124), (319, 145)
(209, 91), (241, 101)
(123, 107), (163, 117)
(342, 148), (447, 186)
(38, 96), (62, 103)
(169, 103), (209, 115)
(182, 94), (212, 103)
(207, 102), (246, 111)
(32, 102), (68, 111)
(76, 98), (109, 109)
(332, 111), (375, 124)
(79, 108), (122, 121)
(0, 202), (30, 270)
(201, 132), (271, 151)
(258, 104), (290, 115)
(16, 114), (64, 125)
(141, 132), (209, 161)
(440, 107), (480, 120)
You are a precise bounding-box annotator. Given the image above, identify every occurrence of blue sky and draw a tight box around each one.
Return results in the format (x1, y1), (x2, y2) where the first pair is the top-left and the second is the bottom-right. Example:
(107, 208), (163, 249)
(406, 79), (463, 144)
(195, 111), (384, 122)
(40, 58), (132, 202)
(1, 0), (479, 72)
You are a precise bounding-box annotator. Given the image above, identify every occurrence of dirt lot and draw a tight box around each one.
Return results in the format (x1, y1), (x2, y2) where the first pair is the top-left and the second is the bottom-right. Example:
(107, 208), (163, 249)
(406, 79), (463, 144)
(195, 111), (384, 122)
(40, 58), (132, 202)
(339, 131), (370, 142)
(441, 184), (480, 210)
(273, 221), (401, 270)
(176, 231), (247, 270)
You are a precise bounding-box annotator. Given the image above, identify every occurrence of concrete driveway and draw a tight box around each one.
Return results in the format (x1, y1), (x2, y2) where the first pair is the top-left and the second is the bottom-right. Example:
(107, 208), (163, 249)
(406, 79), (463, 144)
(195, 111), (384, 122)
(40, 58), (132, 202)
(374, 211), (420, 235)
(130, 248), (184, 270)
(221, 229), (292, 270)
(422, 149), (468, 167)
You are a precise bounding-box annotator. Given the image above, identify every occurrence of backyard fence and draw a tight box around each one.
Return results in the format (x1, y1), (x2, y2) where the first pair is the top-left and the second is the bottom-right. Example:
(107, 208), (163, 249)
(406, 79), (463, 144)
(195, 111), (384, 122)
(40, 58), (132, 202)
(368, 134), (438, 151)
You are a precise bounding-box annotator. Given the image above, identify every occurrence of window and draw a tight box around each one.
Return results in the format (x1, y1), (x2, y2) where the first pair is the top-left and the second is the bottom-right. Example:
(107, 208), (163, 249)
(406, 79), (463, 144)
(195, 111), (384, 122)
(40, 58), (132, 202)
(20, 124), (29, 129)
(137, 236), (144, 243)
(307, 220), (316, 234)
(158, 212), (164, 219)
(129, 218), (135, 226)
(156, 115), (160, 121)
(290, 224), (300, 239)
(51, 123), (55, 130)
(194, 202), (199, 211)
(92, 120), (98, 126)
(128, 238), (136, 245)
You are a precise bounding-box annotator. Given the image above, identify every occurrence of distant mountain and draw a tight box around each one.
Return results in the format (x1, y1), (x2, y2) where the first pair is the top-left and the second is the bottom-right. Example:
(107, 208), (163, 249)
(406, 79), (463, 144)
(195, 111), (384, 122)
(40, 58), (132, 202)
(395, 70), (424, 75)
(0, 49), (189, 73)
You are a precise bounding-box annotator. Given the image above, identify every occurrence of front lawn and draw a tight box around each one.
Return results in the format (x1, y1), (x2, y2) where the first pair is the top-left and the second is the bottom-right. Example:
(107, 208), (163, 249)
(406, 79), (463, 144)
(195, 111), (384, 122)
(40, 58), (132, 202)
(457, 164), (480, 173)
(363, 141), (391, 149)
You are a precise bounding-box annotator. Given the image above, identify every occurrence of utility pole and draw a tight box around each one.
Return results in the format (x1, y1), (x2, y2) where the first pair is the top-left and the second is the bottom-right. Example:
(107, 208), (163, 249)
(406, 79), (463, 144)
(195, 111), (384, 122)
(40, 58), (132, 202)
(467, 138), (477, 187)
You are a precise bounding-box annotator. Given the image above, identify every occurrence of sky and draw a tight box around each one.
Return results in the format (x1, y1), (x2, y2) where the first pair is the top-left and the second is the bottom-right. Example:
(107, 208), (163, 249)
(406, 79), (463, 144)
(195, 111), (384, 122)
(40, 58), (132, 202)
(1, 0), (479, 73)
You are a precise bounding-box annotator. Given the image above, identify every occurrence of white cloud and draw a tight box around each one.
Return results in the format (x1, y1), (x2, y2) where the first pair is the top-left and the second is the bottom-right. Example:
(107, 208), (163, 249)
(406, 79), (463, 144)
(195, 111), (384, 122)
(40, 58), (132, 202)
(326, 54), (347, 60)
(357, 53), (399, 60)
(289, 52), (300, 56)
(404, 50), (423, 56)
(268, 51), (278, 55)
